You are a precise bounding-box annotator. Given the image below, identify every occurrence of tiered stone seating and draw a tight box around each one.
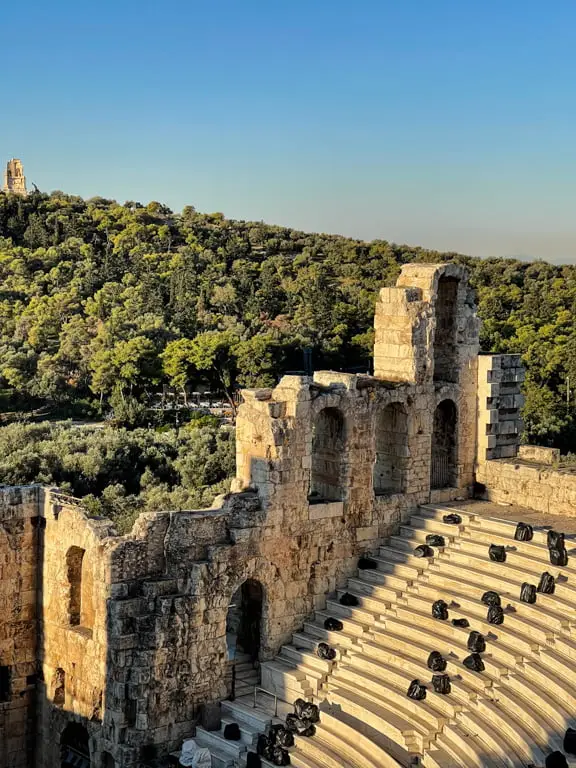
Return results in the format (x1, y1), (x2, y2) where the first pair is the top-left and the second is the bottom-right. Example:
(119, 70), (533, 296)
(259, 503), (576, 767)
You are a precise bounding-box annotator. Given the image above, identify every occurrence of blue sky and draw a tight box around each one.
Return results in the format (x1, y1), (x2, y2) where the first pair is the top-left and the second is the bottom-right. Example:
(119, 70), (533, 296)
(2, 0), (576, 262)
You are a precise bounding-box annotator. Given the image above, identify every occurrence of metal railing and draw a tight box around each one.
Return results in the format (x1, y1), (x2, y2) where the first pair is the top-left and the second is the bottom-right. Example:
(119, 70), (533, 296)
(253, 686), (278, 717)
(431, 454), (451, 489)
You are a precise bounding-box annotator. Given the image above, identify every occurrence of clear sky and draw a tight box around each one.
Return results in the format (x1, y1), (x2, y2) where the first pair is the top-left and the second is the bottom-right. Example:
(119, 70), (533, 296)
(2, 0), (576, 262)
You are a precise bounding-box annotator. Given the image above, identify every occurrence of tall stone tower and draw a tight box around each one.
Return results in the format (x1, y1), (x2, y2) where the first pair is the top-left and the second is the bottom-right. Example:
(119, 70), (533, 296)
(3, 158), (27, 196)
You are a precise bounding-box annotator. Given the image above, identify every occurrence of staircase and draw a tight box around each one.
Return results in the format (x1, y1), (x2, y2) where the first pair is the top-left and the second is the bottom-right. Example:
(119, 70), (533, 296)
(258, 503), (576, 767)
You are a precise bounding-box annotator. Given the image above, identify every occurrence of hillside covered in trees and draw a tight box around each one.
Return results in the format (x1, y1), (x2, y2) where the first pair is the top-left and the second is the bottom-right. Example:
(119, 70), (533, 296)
(0, 190), (575, 449)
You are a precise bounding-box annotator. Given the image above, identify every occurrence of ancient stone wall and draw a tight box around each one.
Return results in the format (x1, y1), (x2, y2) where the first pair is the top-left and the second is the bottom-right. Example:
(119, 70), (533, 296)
(0, 262), (511, 767)
(477, 457), (576, 518)
(35, 491), (116, 768)
(0, 487), (38, 768)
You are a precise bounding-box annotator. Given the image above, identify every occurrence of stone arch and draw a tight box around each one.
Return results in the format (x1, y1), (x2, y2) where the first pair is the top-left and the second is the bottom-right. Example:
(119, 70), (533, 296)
(61, 722), (90, 767)
(433, 275), (459, 383)
(309, 407), (346, 502)
(66, 546), (94, 629)
(431, 399), (458, 489)
(373, 402), (409, 495)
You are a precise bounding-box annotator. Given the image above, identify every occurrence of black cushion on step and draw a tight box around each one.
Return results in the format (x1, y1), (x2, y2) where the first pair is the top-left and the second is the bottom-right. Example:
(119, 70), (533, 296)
(546, 751), (569, 768)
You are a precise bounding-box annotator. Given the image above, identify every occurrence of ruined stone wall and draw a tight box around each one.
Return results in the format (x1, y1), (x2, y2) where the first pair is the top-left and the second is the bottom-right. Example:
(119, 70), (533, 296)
(375, 264), (480, 497)
(478, 458), (576, 518)
(0, 486), (38, 768)
(35, 491), (116, 768)
(0, 262), (505, 767)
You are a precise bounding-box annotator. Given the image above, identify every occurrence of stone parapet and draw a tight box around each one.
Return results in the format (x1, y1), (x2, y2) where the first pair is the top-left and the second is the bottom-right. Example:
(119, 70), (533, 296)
(478, 457), (576, 518)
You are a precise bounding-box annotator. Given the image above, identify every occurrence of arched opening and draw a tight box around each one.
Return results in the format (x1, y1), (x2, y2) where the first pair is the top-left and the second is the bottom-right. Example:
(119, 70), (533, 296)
(61, 722), (90, 768)
(226, 579), (264, 698)
(433, 276), (459, 383)
(66, 546), (94, 630)
(102, 751), (115, 768)
(53, 668), (65, 707)
(431, 399), (458, 489)
(309, 407), (346, 502)
(373, 403), (409, 495)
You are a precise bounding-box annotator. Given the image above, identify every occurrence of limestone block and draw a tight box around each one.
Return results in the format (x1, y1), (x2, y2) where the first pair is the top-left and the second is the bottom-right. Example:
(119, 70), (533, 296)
(518, 445), (560, 465)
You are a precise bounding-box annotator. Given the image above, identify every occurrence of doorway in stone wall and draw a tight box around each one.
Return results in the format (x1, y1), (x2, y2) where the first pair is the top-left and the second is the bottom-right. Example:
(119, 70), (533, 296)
(226, 579), (263, 699)
(61, 722), (90, 767)
(431, 399), (458, 489)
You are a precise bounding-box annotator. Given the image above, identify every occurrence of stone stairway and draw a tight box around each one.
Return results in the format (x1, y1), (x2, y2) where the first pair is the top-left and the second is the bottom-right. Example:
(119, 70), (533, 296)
(258, 503), (576, 767)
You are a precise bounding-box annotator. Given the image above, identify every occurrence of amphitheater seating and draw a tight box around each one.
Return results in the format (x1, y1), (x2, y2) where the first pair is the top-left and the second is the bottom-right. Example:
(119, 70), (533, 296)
(258, 503), (576, 767)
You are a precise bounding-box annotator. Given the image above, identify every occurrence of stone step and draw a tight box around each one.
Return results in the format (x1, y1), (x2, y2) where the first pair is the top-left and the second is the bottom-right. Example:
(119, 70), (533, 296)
(330, 669), (446, 738)
(279, 644), (335, 672)
(500, 670), (575, 733)
(488, 683), (565, 753)
(357, 639), (487, 696)
(466, 523), (576, 575)
(325, 599), (379, 625)
(337, 586), (395, 615)
(426, 556), (576, 628)
(194, 727), (246, 760)
(377, 544), (434, 570)
(317, 707), (403, 767)
(474, 698), (548, 766)
(313, 610), (370, 638)
(409, 583), (555, 646)
(372, 612), (510, 675)
(435, 724), (507, 768)
(303, 621), (361, 649)
(522, 658), (576, 713)
(353, 567), (412, 592)
(291, 632), (323, 653)
(260, 660), (317, 701)
(422, 744), (464, 768)
(361, 555), (422, 580)
(418, 504), (478, 524)
(410, 515), (465, 536)
(293, 731), (359, 768)
(389, 534), (447, 554)
(221, 700), (272, 731)
(288, 751), (325, 768)
(220, 715), (260, 747)
(446, 540), (576, 603)
(385, 605), (523, 667)
(326, 686), (430, 752)
(469, 515), (573, 548)
(344, 651), (472, 710)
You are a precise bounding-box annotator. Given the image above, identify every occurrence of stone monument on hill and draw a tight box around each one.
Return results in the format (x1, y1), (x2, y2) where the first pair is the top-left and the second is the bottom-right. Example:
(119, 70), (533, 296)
(2, 157), (27, 196)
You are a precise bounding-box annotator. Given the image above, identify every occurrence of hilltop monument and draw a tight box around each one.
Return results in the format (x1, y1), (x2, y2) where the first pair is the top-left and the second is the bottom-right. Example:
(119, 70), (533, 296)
(3, 157), (27, 196)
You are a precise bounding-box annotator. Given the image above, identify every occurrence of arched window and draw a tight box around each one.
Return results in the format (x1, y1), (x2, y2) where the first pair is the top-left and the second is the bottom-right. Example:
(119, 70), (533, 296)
(61, 722), (90, 767)
(373, 403), (409, 495)
(66, 546), (94, 629)
(53, 668), (65, 707)
(309, 407), (345, 502)
(431, 399), (458, 489)
(433, 276), (459, 383)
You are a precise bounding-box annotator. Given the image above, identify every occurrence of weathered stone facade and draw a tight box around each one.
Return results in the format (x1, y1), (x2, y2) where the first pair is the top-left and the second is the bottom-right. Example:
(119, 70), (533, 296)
(2, 158), (27, 196)
(0, 263), (537, 767)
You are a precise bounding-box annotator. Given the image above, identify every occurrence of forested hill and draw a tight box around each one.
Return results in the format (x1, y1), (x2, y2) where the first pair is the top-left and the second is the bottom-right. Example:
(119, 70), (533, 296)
(1, 190), (575, 449)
